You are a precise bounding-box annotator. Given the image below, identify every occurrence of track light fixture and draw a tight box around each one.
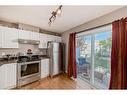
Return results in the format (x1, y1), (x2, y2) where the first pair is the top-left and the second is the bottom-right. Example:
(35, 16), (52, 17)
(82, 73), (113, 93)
(48, 5), (62, 26)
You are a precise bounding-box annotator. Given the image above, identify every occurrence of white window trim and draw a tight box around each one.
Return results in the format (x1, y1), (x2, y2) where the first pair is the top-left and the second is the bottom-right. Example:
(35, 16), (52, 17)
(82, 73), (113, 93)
(76, 24), (112, 38)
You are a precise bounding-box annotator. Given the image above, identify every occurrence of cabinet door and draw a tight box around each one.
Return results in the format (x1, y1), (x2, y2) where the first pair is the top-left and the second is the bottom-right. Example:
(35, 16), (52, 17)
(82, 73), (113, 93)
(2, 27), (19, 48)
(53, 36), (61, 42)
(45, 59), (49, 76)
(0, 28), (2, 48)
(19, 30), (31, 40)
(57, 36), (62, 42)
(0, 65), (4, 89)
(39, 33), (47, 48)
(47, 35), (61, 42)
(0, 64), (6, 89)
(41, 59), (49, 78)
(47, 35), (54, 42)
(4, 63), (17, 89)
(41, 60), (46, 78)
(0, 63), (17, 89)
(30, 32), (40, 41)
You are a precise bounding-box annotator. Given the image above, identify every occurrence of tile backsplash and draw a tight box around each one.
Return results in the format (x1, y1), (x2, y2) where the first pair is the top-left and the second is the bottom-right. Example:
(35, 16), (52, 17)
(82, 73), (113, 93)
(0, 44), (47, 58)
(18, 44), (39, 54)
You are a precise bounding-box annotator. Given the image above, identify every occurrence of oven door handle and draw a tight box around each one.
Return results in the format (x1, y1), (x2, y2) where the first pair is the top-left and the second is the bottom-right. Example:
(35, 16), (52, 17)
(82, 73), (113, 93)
(18, 61), (40, 65)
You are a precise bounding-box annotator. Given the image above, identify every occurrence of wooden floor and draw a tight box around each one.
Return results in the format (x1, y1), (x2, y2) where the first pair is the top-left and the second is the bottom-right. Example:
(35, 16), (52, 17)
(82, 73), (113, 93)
(17, 74), (94, 89)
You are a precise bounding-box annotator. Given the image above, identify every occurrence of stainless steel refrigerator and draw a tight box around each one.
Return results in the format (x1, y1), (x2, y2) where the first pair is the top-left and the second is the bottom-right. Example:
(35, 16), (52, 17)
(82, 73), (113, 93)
(47, 42), (65, 77)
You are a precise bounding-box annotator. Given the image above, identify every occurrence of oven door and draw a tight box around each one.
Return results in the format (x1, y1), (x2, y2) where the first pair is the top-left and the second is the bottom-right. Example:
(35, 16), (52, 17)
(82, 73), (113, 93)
(18, 61), (41, 80)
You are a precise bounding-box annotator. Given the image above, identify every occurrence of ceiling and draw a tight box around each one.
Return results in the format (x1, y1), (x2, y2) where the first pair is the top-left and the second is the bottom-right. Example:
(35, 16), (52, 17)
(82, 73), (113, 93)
(0, 6), (124, 33)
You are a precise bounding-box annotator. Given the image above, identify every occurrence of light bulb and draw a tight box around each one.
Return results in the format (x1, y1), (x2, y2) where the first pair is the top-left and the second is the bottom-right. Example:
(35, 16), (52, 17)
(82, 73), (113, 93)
(57, 9), (61, 14)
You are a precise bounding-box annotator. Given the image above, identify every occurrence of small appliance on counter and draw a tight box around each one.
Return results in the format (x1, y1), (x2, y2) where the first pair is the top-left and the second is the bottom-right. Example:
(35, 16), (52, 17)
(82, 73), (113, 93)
(27, 49), (33, 55)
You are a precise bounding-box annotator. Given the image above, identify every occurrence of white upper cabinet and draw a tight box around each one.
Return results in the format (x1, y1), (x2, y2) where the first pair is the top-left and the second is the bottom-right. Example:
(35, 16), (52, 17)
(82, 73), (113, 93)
(46, 34), (53, 42)
(0, 28), (2, 48)
(19, 29), (31, 40)
(51, 35), (57, 42)
(0, 26), (19, 48)
(19, 29), (39, 41)
(3, 28), (19, 48)
(57, 36), (62, 42)
(39, 33), (61, 48)
(47, 35), (61, 42)
(48, 35), (61, 42)
(39, 33), (48, 48)
(30, 31), (40, 41)
(0, 26), (61, 48)
(54, 36), (61, 42)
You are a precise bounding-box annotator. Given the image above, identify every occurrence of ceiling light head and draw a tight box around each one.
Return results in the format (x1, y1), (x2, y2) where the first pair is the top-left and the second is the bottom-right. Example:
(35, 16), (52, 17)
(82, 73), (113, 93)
(48, 5), (62, 26)
(57, 5), (62, 15)
(57, 9), (62, 15)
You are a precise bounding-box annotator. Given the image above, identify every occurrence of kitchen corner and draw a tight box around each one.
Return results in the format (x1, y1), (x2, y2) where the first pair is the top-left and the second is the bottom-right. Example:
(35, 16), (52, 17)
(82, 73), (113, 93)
(0, 24), (63, 89)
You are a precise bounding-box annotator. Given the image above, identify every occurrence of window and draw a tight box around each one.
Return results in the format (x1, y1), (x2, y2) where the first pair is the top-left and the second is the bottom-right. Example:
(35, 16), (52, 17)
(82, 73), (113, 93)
(76, 25), (111, 89)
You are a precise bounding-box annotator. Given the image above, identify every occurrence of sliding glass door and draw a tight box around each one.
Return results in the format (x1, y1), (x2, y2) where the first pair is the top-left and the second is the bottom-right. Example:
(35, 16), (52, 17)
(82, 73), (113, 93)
(76, 25), (111, 89)
(94, 31), (111, 88)
(76, 35), (91, 82)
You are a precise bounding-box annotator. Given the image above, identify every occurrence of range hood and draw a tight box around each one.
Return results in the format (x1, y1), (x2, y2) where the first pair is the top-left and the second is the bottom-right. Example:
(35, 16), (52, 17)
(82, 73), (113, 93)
(18, 39), (40, 45)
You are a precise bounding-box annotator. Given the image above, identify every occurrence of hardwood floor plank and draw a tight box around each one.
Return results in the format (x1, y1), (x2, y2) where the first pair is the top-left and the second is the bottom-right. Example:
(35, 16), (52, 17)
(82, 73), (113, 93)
(16, 74), (94, 89)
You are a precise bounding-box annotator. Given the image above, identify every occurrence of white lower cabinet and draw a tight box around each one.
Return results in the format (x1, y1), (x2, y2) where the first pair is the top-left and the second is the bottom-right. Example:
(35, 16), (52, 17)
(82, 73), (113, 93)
(0, 63), (17, 89)
(0, 65), (4, 89)
(41, 59), (49, 78)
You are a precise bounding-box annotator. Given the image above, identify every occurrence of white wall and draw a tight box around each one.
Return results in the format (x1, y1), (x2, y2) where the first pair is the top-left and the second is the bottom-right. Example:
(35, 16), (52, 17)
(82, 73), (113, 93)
(61, 6), (127, 72)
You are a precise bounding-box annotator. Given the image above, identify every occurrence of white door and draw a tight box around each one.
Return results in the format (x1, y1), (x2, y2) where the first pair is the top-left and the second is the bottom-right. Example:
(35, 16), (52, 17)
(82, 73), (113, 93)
(2, 27), (19, 48)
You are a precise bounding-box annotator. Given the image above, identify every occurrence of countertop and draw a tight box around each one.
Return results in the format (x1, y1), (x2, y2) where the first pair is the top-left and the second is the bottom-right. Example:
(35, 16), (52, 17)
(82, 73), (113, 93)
(39, 55), (50, 60)
(40, 57), (50, 60)
(0, 55), (50, 66)
(0, 59), (17, 66)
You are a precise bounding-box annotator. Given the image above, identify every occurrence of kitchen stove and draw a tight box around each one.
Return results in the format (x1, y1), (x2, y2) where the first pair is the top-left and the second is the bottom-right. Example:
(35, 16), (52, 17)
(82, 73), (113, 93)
(17, 55), (41, 87)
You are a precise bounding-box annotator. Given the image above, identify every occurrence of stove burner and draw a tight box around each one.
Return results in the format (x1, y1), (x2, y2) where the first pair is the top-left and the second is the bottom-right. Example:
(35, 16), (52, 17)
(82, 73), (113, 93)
(17, 55), (40, 63)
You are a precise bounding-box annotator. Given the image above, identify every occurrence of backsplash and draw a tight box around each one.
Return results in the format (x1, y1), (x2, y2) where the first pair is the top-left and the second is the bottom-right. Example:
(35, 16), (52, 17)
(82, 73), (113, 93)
(18, 44), (39, 54)
(0, 44), (47, 58)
